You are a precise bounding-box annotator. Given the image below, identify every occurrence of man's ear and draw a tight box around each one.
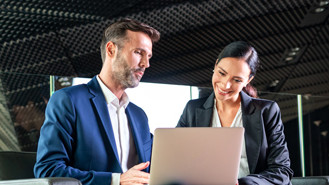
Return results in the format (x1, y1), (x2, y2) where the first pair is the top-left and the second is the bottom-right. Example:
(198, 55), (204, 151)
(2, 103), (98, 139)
(106, 41), (116, 58)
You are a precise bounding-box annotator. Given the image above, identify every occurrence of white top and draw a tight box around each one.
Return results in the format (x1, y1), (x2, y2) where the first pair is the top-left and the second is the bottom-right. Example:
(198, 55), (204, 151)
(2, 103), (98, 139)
(96, 76), (138, 185)
(212, 99), (250, 178)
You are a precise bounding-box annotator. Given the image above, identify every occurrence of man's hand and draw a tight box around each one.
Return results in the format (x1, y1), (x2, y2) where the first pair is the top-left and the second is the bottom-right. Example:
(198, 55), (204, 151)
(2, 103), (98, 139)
(120, 162), (150, 185)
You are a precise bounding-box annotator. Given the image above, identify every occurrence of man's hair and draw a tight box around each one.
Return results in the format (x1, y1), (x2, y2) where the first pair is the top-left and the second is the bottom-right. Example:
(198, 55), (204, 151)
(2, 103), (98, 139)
(100, 18), (160, 62)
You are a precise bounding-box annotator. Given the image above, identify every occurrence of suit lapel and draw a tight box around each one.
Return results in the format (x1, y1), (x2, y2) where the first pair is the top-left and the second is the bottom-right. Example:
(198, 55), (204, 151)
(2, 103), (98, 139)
(240, 91), (261, 174)
(196, 93), (215, 127)
(87, 77), (120, 169)
(125, 105), (145, 163)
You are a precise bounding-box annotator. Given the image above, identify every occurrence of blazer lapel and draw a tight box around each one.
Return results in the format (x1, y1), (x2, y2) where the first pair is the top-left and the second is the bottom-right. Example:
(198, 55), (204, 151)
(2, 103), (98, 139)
(125, 105), (145, 162)
(240, 91), (261, 174)
(87, 77), (120, 168)
(196, 93), (215, 127)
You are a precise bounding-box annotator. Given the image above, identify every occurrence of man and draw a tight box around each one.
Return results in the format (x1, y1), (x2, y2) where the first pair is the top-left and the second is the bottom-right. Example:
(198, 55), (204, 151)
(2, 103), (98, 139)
(34, 19), (160, 185)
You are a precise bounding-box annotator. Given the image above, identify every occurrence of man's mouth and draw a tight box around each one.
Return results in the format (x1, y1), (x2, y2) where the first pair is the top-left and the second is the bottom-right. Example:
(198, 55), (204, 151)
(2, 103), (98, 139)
(134, 69), (145, 79)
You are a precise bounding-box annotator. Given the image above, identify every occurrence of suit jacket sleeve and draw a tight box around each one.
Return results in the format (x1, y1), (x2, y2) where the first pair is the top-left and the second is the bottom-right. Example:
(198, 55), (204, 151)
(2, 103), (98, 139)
(239, 102), (293, 185)
(34, 90), (112, 185)
(177, 100), (191, 127)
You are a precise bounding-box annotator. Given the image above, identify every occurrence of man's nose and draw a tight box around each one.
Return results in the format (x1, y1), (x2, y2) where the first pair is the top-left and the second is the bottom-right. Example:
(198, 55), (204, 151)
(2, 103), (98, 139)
(140, 57), (150, 68)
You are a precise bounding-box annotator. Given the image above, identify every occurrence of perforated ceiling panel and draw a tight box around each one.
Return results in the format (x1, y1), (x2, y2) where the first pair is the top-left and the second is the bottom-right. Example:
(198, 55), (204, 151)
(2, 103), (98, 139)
(1, 0), (329, 129)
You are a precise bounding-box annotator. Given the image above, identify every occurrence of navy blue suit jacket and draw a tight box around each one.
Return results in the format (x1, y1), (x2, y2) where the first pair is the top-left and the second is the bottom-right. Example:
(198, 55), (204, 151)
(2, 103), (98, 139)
(34, 77), (153, 185)
(177, 91), (293, 185)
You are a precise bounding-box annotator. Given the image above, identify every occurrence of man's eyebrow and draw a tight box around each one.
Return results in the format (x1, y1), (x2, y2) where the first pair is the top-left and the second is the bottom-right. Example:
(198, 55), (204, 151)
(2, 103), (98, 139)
(136, 48), (152, 58)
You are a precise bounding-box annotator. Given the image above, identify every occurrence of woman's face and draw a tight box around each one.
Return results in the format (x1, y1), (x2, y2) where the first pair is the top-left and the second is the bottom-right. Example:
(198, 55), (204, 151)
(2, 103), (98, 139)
(212, 57), (253, 103)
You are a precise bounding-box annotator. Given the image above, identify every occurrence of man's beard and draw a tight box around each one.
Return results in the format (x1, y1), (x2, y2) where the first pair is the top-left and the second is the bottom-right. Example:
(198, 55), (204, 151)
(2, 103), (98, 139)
(112, 54), (144, 89)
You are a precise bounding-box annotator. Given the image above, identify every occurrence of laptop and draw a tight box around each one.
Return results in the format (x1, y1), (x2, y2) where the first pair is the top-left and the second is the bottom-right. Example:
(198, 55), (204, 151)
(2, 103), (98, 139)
(149, 127), (244, 185)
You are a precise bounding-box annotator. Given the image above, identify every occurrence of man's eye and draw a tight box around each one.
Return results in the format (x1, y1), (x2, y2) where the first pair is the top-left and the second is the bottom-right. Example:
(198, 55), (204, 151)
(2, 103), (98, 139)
(218, 72), (225, 76)
(234, 79), (242, 83)
(135, 51), (142, 55)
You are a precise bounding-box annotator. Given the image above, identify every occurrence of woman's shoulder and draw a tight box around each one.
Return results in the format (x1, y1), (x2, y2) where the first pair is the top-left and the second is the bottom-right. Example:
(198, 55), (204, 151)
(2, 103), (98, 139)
(189, 96), (209, 103)
(241, 91), (277, 108)
(251, 97), (275, 104)
(186, 94), (214, 108)
(249, 97), (280, 111)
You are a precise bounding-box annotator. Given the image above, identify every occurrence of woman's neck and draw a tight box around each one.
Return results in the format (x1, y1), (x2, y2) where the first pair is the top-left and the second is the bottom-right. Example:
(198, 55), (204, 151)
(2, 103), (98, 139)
(216, 95), (241, 111)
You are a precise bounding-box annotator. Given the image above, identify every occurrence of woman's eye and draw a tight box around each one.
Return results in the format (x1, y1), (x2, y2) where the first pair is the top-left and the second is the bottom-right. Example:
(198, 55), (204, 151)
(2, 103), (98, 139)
(135, 50), (142, 55)
(234, 79), (242, 83)
(218, 72), (225, 76)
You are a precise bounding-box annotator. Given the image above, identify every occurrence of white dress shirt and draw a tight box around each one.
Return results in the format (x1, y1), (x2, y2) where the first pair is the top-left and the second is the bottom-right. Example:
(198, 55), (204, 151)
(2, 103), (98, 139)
(212, 99), (250, 178)
(96, 76), (138, 185)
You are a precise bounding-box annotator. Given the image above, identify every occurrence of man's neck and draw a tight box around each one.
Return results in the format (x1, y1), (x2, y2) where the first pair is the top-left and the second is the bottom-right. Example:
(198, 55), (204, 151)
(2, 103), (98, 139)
(97, 74), (126, 100)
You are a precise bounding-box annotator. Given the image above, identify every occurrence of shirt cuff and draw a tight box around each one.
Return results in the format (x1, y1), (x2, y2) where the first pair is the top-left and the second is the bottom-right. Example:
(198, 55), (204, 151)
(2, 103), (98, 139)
(111, 173), (121, 185)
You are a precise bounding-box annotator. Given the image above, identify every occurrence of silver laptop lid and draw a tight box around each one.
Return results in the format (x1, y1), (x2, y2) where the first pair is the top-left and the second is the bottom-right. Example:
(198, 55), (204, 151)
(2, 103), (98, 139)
(150, 127), (244, 185)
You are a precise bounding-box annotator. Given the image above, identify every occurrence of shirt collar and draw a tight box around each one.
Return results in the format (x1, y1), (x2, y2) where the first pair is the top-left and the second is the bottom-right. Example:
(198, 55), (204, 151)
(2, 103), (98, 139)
(96, 75), (129, 108)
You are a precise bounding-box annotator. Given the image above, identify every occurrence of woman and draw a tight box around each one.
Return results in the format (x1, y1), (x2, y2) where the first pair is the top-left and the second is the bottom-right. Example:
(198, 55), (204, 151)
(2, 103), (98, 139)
(177, 41), (293, 185)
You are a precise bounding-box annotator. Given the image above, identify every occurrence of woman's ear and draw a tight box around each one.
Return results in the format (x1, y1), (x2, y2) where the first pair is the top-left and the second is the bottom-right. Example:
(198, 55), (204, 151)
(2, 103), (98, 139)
(214, 59), (219, 67)
(247, 76), (254, 84)
(213, 59), (219, 71)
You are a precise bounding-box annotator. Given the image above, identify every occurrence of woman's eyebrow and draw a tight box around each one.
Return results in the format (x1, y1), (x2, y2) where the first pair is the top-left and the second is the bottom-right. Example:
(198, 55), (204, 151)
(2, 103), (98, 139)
(217, 67), (228, 74)
(218, 66), (246, 80)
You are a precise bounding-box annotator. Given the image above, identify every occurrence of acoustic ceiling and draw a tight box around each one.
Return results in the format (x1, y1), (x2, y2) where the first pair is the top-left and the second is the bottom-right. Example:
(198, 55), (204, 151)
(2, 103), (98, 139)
(1, 0), (329, 126)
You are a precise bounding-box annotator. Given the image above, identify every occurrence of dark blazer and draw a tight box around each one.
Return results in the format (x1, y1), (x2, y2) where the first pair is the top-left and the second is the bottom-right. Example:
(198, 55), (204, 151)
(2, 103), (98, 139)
(34, 76), (153, 185)
(177, 91), (293, 185)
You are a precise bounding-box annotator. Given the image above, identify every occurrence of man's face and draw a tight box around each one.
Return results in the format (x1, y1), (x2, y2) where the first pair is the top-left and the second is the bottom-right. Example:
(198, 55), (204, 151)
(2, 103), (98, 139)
(111, 30), (153, 88)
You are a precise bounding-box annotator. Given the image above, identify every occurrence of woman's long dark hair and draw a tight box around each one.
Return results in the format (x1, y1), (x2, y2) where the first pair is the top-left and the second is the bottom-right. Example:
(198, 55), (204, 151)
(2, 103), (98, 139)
(216, 41), (260, 98)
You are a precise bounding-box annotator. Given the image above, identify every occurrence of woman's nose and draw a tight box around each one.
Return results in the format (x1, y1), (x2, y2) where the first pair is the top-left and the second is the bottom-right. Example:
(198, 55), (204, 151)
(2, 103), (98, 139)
(222, 78), (231, 89)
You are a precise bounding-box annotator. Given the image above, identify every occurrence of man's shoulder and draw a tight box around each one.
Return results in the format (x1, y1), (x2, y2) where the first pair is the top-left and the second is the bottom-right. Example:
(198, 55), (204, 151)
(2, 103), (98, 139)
(50, 84), (91, 103)
(127, 101), (144, 112)
(57, 84), (89, 95)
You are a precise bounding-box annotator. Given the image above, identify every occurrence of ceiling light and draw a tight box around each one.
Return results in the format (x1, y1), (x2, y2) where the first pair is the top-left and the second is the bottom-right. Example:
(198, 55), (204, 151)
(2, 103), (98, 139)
(292, 47), (300, 52)
(58, 77), (69, 82)
(314, 7), (326, 13)
(299, 0), (329, 26)
(303, 93), (312, 100)
(57, 77), (72, 87)
(313, 120), (322, 127)
(60, 82), (72, 86)
(269, 80), (279, 87)
(321, 131), (328, 137)
(319, 1), (329, 6)
(288, 51), (297, 56)
(285, 57), (294, 61)
(265, 79), (283, 92)
(280, 46), (307, 65)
